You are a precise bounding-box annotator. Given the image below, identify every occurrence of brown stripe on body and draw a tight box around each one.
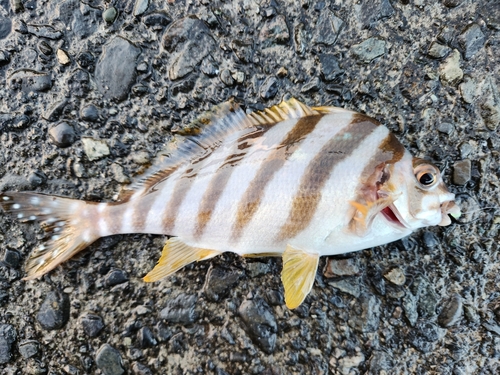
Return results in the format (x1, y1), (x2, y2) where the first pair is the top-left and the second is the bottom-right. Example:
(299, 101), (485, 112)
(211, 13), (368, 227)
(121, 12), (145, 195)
(161, 173), (197, 233)
(276, 116), (380, 242)
(194, 127), (274, 240)
(230, 115), (325, 243)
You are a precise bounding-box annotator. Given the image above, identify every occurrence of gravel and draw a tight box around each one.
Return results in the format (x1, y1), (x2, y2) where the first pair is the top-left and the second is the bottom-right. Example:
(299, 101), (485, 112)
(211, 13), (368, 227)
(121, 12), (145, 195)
(0, 1), (498, 374)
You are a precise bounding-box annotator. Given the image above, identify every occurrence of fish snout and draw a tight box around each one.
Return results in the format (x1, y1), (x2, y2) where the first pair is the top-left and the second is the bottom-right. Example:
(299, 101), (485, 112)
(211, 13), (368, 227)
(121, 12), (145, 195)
(438, 200), (461, 226)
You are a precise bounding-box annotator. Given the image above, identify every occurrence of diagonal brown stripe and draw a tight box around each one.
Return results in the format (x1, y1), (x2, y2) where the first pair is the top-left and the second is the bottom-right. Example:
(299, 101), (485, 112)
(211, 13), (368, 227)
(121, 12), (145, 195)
(193, 127), (273, 240)
(230, 114), (325, 243)
(276, 115), (380, 242)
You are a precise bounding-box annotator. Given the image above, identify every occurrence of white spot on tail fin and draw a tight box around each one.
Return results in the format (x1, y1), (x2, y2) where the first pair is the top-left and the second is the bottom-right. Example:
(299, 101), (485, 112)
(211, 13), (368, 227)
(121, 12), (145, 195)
(12, 203), (21, 209)
(30, 196), (41, 205)
(2, 196), (10, 201)
(17, 213), (24, 219)
(29, 215), (37, 221)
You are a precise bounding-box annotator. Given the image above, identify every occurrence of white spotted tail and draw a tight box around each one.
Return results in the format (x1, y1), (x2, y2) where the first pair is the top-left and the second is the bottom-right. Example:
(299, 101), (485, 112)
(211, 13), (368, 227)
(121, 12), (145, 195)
(0, 192), (99, 279)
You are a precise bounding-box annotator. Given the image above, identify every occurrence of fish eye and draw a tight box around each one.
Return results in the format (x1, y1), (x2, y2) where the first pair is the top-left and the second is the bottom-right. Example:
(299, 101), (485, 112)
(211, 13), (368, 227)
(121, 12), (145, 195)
(414, 164), (439, 189)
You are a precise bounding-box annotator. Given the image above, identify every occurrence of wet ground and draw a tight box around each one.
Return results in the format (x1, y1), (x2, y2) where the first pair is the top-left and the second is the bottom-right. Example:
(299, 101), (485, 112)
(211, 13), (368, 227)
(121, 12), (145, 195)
(0, 0), (499, 374)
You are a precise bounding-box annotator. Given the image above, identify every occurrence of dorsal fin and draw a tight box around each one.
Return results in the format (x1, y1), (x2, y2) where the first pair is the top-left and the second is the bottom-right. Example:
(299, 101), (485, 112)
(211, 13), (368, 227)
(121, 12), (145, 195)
(118, 98), (325, 201)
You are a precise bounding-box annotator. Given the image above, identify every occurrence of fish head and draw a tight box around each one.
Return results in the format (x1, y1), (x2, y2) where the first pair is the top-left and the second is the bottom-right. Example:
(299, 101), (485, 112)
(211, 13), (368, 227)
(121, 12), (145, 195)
(383, 157), (461, 230)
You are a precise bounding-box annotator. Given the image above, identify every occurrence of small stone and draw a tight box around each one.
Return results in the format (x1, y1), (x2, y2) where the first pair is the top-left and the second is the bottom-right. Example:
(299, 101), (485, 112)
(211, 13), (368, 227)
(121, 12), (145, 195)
(0, 324), (16, 364)
(319, 54), (343, 82)
(37, 41), (53, 55)
(95, 37), (141, 101)
(56, 49), (71, 65)
(458, 24), (485, 60)
(443, 0), (461, 7)
(200, 58), (218, 77)
(0, 50), (10, 66)
(132, 362), (153, 375)
(76, 51), (95, 70)
(422, 231), (439, 248)
(160, 294), (198, 325)
(329, 279), (361, 298)
(459, 142), (473, 159)
(351, 38), (386, 63)
(453, 159), (471, 185)
(480, 1), (500, 30)
(26, 23), (63, 40)
(402, 293), (418, 326)
(96, 344), (124, 375)
(437, 26), (454, 44)
(238, 298), (277, 354)
(80, 104), (99, 122)
(260, 76), (279, 99)
(438, 293), (463, 327)
(203, 267), (241, 302)
(81, 313), (105, 337)
(49, 122), (77, 148)
(313, 9), (344, 46)
(338, 353), (365, 373)
(384, 268), (406, 285)
(231, 39), (254, 63)
(324, 258), (359, 277)
(130, 151), (150, 165)
(439, 49), (463, 86)
(0, 16), (12, 40)
(3, 249), (20, 268)
(82, 138), (110, 161)
(409, 321), (446, 353)
(259, 15), (289, 48)
(11, 0), (24, 13)
(348, 293), (381, 333)
(134, 0), (150, 17)
(111, 163), (130, 184)
(277, 67), (288, 77)
(143, 12), (171, 28)
(246, 262), (270, 278)
(36, 290), (70, 330)
(163, 16), (215, 80)
(437, 122), (454, 135)
(427, 42), (451, 59)
(301, 77), (321, 93)
(9, 70), (52, 92)
(137, 327), (157, 348)
(219, 69), (234, 86)
(136, 62), (148, 73)
(105, 269), (129, 286)
(459, 76), (477, 104)
(43, 99), (68, 122)
(232, 71), (245, 84)
(103, 7), (118, 23)
(18, 340), (39, 358)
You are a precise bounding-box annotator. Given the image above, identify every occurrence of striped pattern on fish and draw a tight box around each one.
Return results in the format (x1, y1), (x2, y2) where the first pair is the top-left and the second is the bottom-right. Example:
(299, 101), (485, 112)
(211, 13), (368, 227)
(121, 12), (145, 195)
(0, 99), (460, 309)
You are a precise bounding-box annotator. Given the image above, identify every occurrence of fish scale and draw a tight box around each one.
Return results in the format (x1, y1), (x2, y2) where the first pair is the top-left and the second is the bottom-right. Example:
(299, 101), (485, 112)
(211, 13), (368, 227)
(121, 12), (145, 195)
(0, 99), (460, 309)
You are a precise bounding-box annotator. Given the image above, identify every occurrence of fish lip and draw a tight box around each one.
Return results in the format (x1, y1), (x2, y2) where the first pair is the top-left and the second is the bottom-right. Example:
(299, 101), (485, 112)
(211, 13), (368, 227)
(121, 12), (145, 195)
(381, 204), (408, 229)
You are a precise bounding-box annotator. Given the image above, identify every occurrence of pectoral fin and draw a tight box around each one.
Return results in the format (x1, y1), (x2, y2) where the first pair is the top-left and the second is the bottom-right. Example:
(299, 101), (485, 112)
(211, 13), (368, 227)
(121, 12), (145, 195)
(281, 245), (320, 309)
(349, 194), (396, 235)
(144, 237), (221, 282)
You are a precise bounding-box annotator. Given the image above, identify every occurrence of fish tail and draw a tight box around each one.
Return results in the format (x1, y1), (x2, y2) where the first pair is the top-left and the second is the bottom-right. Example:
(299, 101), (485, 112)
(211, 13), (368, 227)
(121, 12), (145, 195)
(0, 191), (101, 280)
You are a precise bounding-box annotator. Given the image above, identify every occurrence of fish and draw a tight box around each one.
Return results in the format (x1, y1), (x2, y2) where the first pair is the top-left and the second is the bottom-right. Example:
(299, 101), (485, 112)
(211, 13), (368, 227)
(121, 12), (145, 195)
(0, 99), (461, 309)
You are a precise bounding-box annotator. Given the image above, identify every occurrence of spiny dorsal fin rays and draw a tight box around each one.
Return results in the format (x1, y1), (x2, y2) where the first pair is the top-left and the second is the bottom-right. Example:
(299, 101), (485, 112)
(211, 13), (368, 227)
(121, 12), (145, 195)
(311, 105), (357, 115)
(281, 245), (320, 309)
(143, 237), (220, 282)
(247, 98), (320, 127)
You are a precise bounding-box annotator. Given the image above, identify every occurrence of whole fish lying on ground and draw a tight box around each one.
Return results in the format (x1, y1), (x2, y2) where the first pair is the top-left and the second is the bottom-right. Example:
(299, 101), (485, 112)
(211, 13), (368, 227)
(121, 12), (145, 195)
(0, 99), (460, 308)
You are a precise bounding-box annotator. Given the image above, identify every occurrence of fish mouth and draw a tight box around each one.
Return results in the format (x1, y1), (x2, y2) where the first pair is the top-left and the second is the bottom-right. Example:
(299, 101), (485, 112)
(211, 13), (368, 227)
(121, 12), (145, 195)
(438, 200), (461, 226)
(381, 204), (407, 229)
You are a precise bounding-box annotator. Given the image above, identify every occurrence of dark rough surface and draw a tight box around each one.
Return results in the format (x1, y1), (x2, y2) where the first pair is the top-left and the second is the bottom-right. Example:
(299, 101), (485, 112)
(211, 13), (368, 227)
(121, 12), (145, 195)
(0, 1), (498, 374)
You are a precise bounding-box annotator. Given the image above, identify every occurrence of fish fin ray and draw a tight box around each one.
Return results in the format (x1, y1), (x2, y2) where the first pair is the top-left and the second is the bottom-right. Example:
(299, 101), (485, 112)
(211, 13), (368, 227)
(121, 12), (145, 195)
(143, 237), (220, 282)
(0, 192), (98, 280)
(242, 252), (282, 258)
(281, 245), (319, 309)
(349, 195), (396, 234)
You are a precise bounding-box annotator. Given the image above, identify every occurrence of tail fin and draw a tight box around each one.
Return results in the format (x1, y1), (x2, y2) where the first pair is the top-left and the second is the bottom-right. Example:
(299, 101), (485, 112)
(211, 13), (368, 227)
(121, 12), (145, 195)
(0, 192), (99, 280)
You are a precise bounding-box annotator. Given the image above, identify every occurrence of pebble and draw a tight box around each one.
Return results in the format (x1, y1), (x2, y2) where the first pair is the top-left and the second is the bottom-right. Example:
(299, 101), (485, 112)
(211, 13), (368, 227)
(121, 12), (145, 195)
(142, 12), (171, 28)
(0, 324), (16, 364)
(36, 290), (70, 330)
(9, 69), (52, 92)
(313, 9), (344, 46)
(246, 262), (270, 278)
(259, 15), (289, 47)
(351, 38), (386, 63)
(76, 51), (95, 70)
(105, 269), (129, 286)
(137, 327), (157, 348)
(134, 0), (150, 17)
(219, 69), (234, 86)
(459, 142), (473, 159)
(3, 249), (20, 268)
(132, 362), (153, 375)
(427, 42), (451, 59)
(111, 163), (130, 184)
(18, 340), (39, 358)
(238, 298), (277, 354)
(438, 293), (463, 327)
(0, 16), (12, 39)
(328, 279), (361, 298)
(324, 258), (359, 277)
(481, 1), (500, 30)
(43, 99), (68, 122)
(160, 293), (198, 325)
(260, 76), (279, 99)
(204, 267), (241, 302)
(232, 71), (245, 84)
(49, 122), (77, 148)
(453, 159), (471, 185)
(359, 0), (394, 27)
(11, 0), (24, 13)
(0, 50), (10, 66)
(384, 268), (406, 285)
(411, 276), (439, 319)
(459, 76), (477, 104)
(162, 16), (215, 80)
(37, 40), (53, 56)
(26, 22), (64, 40)
(422, 231), (439, 248)
(437, 122), (454, 135)
(409, 321), (446, 353)
(57, 48), (71, 65)
(338, 353), (365, 373)
(82, 137), (110, 161)
(301, 77), (321, 93)
(439, 49), (463, 86)
(443, 0), (461, 7)
(103, 7), (118, 23)
(231, 39), (253, 63)
(80, 104), (99, 122)
(96, 344), (125, 375)
(95, 37), (141, 101)
(348, 293), (381, 333)
(319, 54), (343, 82)
(458, 24), (485, 60)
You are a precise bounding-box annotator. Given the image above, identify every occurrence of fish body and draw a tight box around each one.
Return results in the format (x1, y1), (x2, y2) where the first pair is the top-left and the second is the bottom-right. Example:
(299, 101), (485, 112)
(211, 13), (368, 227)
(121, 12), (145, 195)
(0, 99), (460, 308)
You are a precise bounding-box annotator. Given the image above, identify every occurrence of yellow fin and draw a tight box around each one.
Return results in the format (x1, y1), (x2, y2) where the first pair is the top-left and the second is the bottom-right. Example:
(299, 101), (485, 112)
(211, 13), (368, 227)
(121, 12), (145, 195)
(349, 195), (396, 234)
(144, 237), (221, 282)
(248, 98), (319, 126)
(281, 245), (319, 309)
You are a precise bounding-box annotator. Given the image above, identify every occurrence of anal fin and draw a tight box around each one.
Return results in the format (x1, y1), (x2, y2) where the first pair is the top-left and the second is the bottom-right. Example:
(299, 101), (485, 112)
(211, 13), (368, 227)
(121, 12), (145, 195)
(281, 245), (319, 309)
(144, 237), (221, 282)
